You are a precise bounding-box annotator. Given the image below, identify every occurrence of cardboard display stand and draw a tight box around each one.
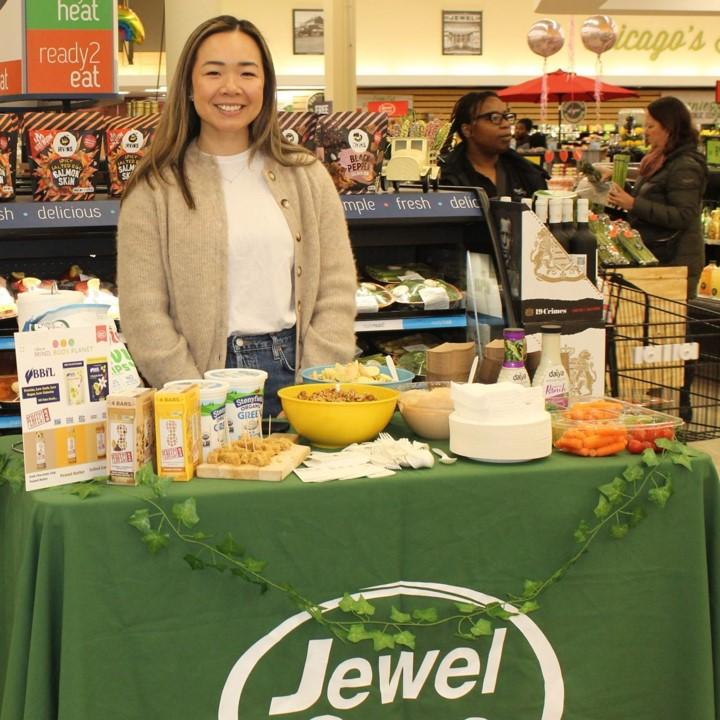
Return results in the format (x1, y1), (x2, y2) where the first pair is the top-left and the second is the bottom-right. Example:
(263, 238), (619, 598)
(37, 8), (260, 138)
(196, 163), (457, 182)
(489, 200), (605, 397)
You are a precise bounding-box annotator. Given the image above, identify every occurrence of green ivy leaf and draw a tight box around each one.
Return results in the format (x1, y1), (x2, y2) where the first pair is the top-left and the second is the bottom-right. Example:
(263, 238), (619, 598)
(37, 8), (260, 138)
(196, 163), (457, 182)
(142, 530), (169, 554)
(641, 448), (660, 467)
(0, 453), (25, 493)
(598, 476), (626, 504)
(393, 630), (416, 649)
(188, 530), (210, 540)
(648, 477), (673, 508)
(656, 437), (684, 453)
(412, 607), (438, 623)
(629, 506), (646, 526)
(243, 557), (267, 574)
(671, 454), (692, 470)
(371, 631), (395, 651)
(519, 600), (540, 614)
(485, 603), (513, 620)
(454, 602), (480, 615)
(154, 476), (173, 497)
(354, 596), (376, 617)
(339, 593), (355, 613)
(208, 561), (228, 572)
(184, 553), (205, 570)
(455, 630), (476, 640)
(470, 618), (493, 637)
(521, 579), (542, 599)
(69, 481), (101, 500)
(338, 594), (375, 617)
(573, 520), (591, 544)
(128, 508), (152, 534)
(172, 498), (200, 528)
(346, 624), (371, 643)
(623, 465), (645, 483)
(216, 532), (243, 557)
(593, 494), (612, 519)
(390, 606), (412, 623)
(610, 523), (629, 539)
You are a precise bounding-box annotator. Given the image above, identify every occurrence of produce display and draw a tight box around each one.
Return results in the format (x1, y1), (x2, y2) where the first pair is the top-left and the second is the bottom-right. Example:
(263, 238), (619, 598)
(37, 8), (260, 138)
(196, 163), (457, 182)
(551, 397), (681, 457)
(390, 278), (463, 307)
(355, 282), (394, 310)
(365, 264), (433, 283)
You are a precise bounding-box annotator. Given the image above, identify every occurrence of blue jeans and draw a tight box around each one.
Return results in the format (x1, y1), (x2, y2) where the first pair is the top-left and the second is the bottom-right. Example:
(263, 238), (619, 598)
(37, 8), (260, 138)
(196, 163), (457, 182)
(225, 327), (296, 418)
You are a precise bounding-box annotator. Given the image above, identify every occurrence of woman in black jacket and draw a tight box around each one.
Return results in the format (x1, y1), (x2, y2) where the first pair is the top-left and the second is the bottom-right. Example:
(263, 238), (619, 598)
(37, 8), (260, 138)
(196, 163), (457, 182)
(608, 96), (707, 297)
(439, 91), (547, 202)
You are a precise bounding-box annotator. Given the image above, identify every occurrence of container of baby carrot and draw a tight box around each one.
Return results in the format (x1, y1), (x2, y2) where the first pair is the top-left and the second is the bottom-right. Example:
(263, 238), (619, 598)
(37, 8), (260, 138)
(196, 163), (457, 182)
(549, 397), (683, 457)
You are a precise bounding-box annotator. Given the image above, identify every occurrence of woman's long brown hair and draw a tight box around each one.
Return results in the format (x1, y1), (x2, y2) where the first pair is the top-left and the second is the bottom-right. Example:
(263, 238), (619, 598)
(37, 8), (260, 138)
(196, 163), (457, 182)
(123, 16), (313, 209)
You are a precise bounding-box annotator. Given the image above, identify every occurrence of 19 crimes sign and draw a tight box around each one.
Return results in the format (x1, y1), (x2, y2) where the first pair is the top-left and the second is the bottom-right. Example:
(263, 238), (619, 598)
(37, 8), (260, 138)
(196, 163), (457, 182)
(24, 0), (117, 95)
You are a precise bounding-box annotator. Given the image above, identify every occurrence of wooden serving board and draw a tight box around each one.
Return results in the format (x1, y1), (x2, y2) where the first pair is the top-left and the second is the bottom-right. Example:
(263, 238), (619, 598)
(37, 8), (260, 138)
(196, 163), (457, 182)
(195, 434), (310, 482)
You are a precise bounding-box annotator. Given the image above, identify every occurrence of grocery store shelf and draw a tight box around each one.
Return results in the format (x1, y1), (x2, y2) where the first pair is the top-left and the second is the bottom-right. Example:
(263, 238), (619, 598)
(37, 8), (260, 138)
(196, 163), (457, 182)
(343, 190), (482, 224)
(0, 415), (21, 431)
(0, 200), (120, 232)
(355, 313), (467, 332)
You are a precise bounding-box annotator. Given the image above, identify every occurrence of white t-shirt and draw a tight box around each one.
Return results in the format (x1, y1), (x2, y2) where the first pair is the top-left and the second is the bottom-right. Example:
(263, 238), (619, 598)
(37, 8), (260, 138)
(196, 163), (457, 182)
(215, 150), (296, 336)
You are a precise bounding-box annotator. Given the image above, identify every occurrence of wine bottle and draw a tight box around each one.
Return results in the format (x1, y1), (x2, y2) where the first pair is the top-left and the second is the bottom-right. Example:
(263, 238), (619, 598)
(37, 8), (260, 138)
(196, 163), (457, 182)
(569, 198), (598, 285)
(548, 198), (571, 251)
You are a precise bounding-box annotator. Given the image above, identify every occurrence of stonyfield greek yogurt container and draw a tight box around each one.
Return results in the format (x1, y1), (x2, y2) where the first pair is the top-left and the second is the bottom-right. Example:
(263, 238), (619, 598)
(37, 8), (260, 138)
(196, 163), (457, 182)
(164, 379), (228, 463)
(204, 368), (268, 440)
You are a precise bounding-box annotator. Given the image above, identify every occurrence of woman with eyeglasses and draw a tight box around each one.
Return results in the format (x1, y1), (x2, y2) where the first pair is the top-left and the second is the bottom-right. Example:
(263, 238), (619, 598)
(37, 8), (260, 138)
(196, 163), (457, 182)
(438, 91), (547, 201)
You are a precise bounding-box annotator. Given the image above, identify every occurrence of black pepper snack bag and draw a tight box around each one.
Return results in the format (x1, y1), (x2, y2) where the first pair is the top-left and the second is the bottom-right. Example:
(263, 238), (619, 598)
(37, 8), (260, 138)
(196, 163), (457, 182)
(23, 111), (106, 201)
(278, 111), (318, 152)
(0, 114), (19, 200)
(105, 113), (161, 197)
(314, 111), (388, 194)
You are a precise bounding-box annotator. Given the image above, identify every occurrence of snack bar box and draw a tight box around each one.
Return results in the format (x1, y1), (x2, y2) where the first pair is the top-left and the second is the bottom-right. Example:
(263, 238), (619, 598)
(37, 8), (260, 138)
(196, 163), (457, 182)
(154, 384), (201, 481)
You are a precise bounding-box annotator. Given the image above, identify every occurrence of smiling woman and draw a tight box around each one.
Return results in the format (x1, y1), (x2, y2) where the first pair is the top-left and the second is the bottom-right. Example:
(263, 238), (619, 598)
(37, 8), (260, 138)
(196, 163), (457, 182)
(116, 16), (357, 417)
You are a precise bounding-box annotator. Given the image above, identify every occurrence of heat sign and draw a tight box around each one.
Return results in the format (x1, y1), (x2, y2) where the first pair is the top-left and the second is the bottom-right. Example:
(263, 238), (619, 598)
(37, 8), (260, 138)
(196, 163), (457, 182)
(25, 0), (117, 95)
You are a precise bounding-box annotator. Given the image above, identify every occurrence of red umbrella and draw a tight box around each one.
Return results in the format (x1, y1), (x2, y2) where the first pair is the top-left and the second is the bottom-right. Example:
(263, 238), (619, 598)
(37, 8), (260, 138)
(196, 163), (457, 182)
(497, 69), (639, 143)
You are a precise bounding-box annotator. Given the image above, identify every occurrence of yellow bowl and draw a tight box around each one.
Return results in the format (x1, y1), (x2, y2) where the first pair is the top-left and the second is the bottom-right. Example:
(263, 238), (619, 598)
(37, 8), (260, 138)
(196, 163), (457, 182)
(278, 383), (399, 447)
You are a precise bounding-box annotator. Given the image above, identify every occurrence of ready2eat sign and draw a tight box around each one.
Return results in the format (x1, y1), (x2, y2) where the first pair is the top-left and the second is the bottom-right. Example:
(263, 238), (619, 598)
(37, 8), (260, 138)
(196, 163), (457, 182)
(24, 0), (117, 94)
(219, 581), (564, 719)
(0, 0), (23, 95)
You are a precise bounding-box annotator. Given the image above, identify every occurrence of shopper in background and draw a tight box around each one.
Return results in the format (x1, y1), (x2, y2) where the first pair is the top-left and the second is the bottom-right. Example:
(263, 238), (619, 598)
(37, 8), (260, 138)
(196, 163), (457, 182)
(607, 96), (707, 298)
(117, 16), (356, 415)
(438, 91), (547, 201)
(513, 117), (546, 151)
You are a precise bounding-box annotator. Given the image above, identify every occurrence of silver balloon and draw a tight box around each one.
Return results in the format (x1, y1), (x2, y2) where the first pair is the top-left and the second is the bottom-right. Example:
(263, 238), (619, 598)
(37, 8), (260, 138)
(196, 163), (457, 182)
(527, 19), (565, 58)
(581, 15), (618, 55)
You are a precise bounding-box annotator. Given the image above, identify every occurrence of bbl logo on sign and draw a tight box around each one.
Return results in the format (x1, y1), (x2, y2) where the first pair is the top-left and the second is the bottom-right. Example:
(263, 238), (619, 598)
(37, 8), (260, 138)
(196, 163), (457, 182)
(219, 581), (564, 719)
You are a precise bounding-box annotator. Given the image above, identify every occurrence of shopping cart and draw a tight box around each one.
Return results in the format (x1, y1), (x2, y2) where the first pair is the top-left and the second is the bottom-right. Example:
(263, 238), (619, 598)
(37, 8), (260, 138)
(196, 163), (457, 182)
(603, 273), (720, 440)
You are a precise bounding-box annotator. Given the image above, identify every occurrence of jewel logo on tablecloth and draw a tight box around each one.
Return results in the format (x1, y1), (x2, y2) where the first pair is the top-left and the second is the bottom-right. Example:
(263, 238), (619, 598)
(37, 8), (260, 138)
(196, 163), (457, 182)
(218, 580), (564, 719)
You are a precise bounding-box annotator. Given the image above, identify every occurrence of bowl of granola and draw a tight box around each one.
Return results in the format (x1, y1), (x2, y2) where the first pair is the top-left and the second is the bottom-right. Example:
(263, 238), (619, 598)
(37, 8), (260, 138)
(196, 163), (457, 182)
(278, 383), (399, 447)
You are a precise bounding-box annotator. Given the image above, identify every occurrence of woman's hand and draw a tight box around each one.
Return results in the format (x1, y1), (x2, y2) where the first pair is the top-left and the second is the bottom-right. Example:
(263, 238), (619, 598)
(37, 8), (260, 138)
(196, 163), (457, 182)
(607, 182), (635, 211)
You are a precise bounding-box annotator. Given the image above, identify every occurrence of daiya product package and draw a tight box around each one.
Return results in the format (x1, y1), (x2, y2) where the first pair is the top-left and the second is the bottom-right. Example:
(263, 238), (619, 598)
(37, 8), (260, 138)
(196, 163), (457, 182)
(154, 384), (201, 481)
(107, 387), (156, 485)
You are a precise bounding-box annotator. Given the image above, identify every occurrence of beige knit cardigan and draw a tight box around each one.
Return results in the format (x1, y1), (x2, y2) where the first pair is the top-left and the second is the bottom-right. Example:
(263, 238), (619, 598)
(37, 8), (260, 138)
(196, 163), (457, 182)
(116, 143), (357, 389)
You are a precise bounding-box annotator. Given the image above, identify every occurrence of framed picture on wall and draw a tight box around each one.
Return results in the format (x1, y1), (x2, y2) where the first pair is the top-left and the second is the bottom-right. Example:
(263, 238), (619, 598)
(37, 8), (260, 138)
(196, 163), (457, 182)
(442, 11), (482, 55)
(293, 9), (324, 55)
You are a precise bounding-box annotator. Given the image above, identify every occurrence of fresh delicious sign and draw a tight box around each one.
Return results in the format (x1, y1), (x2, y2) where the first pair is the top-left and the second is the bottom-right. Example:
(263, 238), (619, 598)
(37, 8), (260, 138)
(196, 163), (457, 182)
(0, 0), (23, 96)
(218, 581), (564, 719)
(24, 0), (117, 94)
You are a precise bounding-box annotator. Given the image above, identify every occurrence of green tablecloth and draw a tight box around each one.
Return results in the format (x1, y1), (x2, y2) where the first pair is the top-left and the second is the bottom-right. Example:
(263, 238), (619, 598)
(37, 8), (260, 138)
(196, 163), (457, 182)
(1, 417), (719, 720)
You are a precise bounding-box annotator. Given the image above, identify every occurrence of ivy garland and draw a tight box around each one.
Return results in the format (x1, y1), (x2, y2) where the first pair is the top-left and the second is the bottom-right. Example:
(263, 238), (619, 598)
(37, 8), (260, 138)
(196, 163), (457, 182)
(0, 439), (693, 651)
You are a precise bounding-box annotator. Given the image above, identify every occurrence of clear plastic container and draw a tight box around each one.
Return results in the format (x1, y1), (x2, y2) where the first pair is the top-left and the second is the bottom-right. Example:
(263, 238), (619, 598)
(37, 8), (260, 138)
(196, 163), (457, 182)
(549, 396), (683, 456)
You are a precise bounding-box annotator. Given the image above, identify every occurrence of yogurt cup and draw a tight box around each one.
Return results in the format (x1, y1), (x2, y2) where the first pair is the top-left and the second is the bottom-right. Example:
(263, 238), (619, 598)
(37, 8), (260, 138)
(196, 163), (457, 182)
(204, 369), (268, 440)
(163, 379), (228, 462)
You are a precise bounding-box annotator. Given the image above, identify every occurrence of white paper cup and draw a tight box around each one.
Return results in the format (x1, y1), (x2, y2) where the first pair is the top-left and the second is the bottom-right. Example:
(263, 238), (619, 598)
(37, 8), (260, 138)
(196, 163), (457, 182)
(164, 379), (229, 462)
(204, 369), (268, 440)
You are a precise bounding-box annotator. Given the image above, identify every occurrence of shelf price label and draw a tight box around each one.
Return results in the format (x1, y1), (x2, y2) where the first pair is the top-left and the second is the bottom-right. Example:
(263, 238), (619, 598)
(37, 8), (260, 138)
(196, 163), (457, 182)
(0, 0), (24, 96)
(24, 0), (117, 95)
